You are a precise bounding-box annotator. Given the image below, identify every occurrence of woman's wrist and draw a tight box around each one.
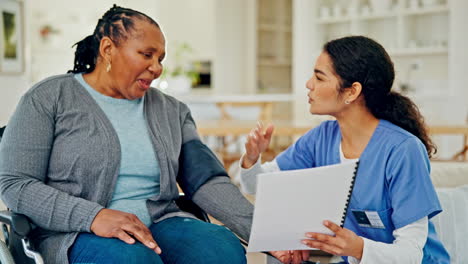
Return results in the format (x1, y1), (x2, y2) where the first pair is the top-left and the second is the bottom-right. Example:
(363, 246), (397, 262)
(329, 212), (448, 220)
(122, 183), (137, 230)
(241, 155), (259, 169)
(352, 236), (364, 260)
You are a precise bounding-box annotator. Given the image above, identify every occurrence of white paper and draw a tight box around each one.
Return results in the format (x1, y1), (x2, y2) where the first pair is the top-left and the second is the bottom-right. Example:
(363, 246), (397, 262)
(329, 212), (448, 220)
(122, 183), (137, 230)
(247, 160), (359, 252)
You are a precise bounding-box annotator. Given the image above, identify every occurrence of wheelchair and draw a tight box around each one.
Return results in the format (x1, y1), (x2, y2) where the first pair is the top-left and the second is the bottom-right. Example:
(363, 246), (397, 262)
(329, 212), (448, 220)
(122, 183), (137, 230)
(0, 125), (210, 264)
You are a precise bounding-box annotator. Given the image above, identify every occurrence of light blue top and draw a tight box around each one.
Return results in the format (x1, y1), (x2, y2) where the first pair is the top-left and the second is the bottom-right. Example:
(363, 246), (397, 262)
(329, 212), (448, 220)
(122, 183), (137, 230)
(75, 74), (160, 226)
(276, 120), (450, 264)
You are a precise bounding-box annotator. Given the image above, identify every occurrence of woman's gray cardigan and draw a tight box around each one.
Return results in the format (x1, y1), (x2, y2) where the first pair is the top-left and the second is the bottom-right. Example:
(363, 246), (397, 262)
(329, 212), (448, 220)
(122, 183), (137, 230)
(0, 74), (253, 263)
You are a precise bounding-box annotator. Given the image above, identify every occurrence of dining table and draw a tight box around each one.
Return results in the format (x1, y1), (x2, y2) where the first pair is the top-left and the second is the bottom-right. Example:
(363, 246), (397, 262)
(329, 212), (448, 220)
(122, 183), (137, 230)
(197, 120), (468, 167)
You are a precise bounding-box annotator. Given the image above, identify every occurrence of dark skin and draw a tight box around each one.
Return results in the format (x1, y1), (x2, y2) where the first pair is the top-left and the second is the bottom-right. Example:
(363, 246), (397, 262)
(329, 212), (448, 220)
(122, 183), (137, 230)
(84, 20), (165, 100)
(88, 19), (166, 254)
(91, 209), (161, 254)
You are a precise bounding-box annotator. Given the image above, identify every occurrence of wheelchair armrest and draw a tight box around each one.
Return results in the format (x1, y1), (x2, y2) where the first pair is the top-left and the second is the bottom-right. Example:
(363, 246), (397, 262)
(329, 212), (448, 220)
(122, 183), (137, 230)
(0, 210), (32, 237)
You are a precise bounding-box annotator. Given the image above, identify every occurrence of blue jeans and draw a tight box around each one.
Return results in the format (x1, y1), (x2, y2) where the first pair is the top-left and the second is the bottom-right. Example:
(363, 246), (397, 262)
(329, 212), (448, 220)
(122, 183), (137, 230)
(69, 217), (246, 264)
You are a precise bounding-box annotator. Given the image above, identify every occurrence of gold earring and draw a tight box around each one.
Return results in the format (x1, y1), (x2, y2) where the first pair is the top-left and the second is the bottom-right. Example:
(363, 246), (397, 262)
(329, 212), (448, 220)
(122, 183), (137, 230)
(106, 62), (112, 73)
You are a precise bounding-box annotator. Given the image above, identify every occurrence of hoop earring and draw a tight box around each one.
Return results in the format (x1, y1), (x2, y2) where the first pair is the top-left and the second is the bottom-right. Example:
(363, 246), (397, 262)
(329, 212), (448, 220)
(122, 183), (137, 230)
(106, 62), (112, 73)
(345, 100), (350, 104)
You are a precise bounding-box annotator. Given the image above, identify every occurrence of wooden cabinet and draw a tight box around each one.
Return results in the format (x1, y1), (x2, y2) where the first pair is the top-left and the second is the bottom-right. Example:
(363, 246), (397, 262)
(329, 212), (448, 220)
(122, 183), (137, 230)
(292, 0), (468, 126)
(253, 0), (293, 94)
(315, 0), (449, 56)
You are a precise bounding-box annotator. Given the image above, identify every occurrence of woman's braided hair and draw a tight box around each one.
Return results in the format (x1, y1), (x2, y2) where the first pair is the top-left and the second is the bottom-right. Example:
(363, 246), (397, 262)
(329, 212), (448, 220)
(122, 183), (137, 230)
(68, 5), (159, 73)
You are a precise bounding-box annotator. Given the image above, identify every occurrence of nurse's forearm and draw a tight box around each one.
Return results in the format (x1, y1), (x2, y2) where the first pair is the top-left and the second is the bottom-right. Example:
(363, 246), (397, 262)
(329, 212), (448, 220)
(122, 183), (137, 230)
(239, 155), (280, 194)
(348, 217), (428, 264)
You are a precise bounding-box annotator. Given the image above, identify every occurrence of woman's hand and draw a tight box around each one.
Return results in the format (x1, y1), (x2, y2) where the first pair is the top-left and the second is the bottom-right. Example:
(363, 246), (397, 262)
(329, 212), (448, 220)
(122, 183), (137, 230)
(269, 250), (310, 264)
(90, 208), (161, 254)
(242, 122), (275, 169)
(302, 220), (363, 259)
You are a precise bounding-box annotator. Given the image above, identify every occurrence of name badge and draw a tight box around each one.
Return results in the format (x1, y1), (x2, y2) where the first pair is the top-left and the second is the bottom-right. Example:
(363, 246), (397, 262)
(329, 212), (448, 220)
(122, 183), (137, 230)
(351, 210), (385, 229)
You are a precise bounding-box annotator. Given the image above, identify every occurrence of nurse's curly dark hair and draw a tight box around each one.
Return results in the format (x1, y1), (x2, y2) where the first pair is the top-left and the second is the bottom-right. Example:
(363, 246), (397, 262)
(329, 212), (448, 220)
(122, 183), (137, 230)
(68, 5), (160, 74)
(324, 36), (437, 157)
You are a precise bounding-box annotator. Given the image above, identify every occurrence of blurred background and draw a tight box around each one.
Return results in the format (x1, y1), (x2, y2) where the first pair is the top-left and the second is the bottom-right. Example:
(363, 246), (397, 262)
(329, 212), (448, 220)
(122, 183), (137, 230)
(0, 0), (468, 162)
(1, 0), (467, 164)
(0, 0), (467, 263)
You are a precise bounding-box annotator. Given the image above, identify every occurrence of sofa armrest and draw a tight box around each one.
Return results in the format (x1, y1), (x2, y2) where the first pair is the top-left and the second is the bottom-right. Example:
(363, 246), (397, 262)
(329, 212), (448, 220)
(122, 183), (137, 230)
(430, 162), (468, 188)
(432, 185), (468, 263)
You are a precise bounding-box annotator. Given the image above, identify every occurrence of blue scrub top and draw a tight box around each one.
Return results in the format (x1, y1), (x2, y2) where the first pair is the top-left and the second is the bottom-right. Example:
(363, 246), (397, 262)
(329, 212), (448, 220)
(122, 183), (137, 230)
(276, 120), (450, 263)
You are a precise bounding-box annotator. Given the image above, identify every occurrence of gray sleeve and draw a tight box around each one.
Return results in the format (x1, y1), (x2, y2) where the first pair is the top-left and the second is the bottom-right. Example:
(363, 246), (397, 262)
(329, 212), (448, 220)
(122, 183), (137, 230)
(180, 103), (200, 143)
(0, 91), (103, 233)
(180, 103), (253, 241)
(192, 176), (254, 242)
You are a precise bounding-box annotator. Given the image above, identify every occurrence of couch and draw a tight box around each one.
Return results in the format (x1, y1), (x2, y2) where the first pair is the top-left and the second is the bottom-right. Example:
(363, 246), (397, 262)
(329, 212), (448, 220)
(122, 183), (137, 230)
(430, 161), (468, 264)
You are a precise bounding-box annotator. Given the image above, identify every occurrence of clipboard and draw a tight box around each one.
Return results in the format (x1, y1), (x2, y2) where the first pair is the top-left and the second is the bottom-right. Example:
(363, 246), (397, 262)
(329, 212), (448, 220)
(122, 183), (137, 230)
(247, 160), (359, 252)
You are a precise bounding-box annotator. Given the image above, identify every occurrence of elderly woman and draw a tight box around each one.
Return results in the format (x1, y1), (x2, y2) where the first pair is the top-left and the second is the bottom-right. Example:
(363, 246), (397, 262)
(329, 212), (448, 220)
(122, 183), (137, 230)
(0, 5), (252, 264)
(241, 36), (450, 264)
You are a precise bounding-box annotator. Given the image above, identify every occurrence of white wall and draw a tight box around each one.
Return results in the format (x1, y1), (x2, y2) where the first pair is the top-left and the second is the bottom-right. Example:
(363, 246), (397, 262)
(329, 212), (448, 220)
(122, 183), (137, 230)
(213, 0), (248, 95)
(292, 0), (328, 126)
(448, 0), (468, 123)
(0, 0), (31, 125)
(155, 0), (215, 63)
(0, 75), (29, 125)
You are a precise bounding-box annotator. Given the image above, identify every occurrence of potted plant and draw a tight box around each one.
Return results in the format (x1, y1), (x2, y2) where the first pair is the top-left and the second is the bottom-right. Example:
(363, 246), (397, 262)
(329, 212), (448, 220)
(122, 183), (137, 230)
(156, 42), (200, 95)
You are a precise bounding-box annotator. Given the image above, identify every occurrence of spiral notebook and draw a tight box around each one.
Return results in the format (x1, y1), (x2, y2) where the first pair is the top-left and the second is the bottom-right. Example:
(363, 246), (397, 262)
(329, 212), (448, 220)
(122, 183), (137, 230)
(247, 160), (359, 252)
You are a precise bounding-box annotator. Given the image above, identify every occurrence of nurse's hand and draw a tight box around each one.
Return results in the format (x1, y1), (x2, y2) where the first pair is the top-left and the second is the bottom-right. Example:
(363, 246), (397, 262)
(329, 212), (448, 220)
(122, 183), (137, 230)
(91, 208), (161, 254)
(302, 220), (363, 260)
(269, 250), (310, 264)
(242, 122), (274, 169)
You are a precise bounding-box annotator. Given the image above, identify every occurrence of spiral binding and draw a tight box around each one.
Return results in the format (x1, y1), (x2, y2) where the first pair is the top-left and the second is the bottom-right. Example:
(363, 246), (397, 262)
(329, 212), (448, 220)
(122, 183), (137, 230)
(340, 161), (359, 227)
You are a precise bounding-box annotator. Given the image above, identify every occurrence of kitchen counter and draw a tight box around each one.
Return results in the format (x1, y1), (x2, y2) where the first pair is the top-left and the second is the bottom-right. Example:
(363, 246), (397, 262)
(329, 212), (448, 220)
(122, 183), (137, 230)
(174, 93), (294, 104)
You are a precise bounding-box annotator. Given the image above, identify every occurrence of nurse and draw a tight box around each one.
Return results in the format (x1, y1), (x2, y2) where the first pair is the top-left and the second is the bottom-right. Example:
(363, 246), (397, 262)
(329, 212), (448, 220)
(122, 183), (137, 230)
(240, 36), (450, 264)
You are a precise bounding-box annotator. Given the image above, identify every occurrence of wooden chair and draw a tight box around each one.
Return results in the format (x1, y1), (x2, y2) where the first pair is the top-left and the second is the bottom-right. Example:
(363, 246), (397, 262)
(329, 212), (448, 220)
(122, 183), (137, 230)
(216, 102), (273, 122)
(429, 124), (468, 162)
